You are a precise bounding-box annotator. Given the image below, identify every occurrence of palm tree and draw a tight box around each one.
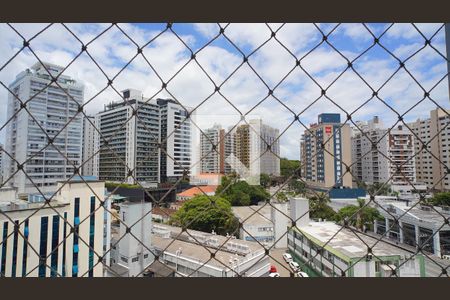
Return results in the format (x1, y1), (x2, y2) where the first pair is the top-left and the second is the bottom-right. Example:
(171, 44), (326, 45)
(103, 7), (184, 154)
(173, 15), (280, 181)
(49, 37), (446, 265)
(335, 199), (382, 231)
(309, 193), (336, 220)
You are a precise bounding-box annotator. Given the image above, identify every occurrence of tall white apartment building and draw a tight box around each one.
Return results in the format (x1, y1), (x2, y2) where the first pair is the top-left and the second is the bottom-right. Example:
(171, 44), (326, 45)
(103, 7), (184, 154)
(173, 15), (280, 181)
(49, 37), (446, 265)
(351, 116), (416, 186)
(157, 99), (193, 183)
(408, 108), (450, 191)
(96, 89), (160, 186)
(3, 62), (84, 194)
(82, 116), (98, 177)
(200, 124), (230, 174)
(0, 178), (106, 277)
(200, 124), (220, 174)
(235, 119), (280, 176)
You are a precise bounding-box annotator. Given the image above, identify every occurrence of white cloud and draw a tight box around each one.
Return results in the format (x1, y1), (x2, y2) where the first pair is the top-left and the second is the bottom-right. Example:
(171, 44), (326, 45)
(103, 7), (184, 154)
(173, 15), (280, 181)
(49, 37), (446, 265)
(0, 23), (448, 161)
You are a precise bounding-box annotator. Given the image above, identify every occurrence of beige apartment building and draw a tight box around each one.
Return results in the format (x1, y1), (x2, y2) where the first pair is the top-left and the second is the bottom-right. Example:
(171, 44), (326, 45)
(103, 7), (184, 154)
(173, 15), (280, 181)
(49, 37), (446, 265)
(300, 113), (352, 189)
(408, 108), (450, 191)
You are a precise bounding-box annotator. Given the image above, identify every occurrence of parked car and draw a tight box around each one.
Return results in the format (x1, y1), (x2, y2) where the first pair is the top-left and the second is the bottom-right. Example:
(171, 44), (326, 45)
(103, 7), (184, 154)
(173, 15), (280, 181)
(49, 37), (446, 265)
(282, 253), (293, 262)
(269, 265), (278, 273)
(295, 271), (309, 277)
(269, 272), (280, 277)
(442, 255), (450, 260)
(289, 261), (300, 271)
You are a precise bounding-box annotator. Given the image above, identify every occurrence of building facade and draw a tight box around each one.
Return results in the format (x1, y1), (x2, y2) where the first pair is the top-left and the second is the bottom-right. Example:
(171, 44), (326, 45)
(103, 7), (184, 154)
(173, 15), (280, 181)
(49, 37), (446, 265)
(96, 89), (160, 186)
(287, 198), (425, 277)
(109, 200), (153, 277)
(151, 224), (270, 277)
(408, 108), (450, 191)
(157, 99), (193, 183)
(375, 202), (450, 258)
(0, 179), (105, 277)
(300, 113), (352, 189)
(235, 120), (280, 176)
(351, 117), (416, 186)
(200, 124), (228, 174)
(3, 62), (84, 194)
(82, 116), (98, 177)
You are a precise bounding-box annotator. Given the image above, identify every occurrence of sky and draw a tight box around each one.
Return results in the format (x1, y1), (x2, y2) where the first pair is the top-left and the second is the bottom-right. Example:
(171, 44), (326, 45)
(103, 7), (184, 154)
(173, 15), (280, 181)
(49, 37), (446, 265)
(0, 23), (449, 160)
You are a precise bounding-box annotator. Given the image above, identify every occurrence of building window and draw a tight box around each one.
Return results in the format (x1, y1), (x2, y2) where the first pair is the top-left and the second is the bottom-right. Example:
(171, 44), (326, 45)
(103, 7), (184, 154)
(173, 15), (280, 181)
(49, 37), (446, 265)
(50, 216), (60, 277)
(11, 220), (19, 277)
(62, 213), (67, 277)
(1, 222), (9, 275)
(88, 196), (96, 277)
(39, 216), (49, 277)
(22, 219), (29, 277)
(72, 197), (80, 277)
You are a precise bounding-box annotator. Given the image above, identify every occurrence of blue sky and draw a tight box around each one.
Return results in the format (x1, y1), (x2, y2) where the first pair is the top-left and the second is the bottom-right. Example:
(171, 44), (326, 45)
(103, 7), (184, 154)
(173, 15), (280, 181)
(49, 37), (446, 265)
(0, 23), (449, 160)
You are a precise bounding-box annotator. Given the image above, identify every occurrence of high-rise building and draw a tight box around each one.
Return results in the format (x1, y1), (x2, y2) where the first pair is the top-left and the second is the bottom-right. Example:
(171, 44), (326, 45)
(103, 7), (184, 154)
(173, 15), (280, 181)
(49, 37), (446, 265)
(223, 127), (236, 174)
(82, 116), (98, 177)
(157, 99), (193, 183)
(235, 120), (280, 176)
(96, 89), (160, 186)
(0, 178), (106, 277)
(300, 113), (352, 189)
(351, 116), (416, 186)
(3, 62), (84, 194)
(408, 108), (450, 191)
(200, 124), (228, 174)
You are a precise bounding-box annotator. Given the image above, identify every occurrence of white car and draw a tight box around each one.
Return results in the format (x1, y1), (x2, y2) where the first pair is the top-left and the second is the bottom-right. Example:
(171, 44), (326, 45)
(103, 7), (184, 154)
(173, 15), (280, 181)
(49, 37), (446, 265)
(295, 271), (309, 277)
(442, 255), (450, 260)
(282, 253), (293, 262)
(289, 261), (300, 271)
(269, 272), (280, 277)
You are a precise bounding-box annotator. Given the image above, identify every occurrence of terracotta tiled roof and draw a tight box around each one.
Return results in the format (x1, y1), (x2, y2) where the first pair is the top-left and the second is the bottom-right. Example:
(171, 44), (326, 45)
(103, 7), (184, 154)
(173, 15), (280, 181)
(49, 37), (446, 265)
(176, 185), (218, 198)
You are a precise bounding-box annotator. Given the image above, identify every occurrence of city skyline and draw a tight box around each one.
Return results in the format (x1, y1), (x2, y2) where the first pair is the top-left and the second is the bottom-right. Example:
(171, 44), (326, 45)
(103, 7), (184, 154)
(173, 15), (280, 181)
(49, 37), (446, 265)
(1, 22), (450, 278)
(1, 23), (449, 160)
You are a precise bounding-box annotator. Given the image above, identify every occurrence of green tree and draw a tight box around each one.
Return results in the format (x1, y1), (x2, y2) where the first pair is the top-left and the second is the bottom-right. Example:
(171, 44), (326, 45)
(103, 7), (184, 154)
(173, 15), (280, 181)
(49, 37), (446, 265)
(216, 176), (270, 206)
(363, 182), (392, 196)
(280, 158), (301, 179)
(229, 190), (251, 206)
(288, 179), (306, 195)
(429, 192), (450, 206)
(334, 198), (382, 231)
(169, 195), (239, 236)
(309, 192), (336, 220)
(275, 191), (288, 202)
(260, 173), (271, 188)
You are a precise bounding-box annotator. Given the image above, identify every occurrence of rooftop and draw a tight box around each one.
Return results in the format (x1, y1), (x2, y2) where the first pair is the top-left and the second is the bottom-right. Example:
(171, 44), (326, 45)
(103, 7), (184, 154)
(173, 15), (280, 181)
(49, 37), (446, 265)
(296, 221), (420, 261)
(151, 207), (177, 218)
(231, 205), (273, 226)
(379, 202), (450, 230)
(151, 224), (266, 270)
(177, 185), (218, 198)
(0, 199), (68, 213)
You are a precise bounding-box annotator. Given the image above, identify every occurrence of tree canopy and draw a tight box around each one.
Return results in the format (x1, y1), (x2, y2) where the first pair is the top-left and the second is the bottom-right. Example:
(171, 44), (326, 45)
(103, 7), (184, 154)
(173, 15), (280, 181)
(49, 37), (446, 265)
(309, 192), (336, 221)
(358, 182), (393, 196)
(280, 158), (301, 179)
(428, 192), (450, 206)
(215, 175), (270, 206)
(334, 199), (382, 231)
(169, 195), (239, 236)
